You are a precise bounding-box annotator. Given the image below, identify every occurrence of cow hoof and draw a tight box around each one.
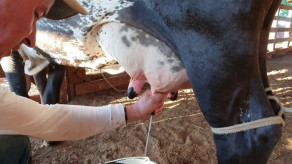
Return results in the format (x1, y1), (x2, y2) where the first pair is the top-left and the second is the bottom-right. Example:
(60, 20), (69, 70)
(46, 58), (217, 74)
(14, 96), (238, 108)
(41, 140), (61, 147)
(168, 92), (178, 101)
(128, 87), (138, 99)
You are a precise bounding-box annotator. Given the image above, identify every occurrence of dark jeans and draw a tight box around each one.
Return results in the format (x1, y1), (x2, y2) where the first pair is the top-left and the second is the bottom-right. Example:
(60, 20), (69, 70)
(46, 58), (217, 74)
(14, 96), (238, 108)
(0, 135), (31, 164)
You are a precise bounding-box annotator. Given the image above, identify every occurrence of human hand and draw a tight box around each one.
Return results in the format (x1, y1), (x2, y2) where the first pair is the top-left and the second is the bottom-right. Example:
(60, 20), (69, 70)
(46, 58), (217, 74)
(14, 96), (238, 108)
(125, 90), (167, 123)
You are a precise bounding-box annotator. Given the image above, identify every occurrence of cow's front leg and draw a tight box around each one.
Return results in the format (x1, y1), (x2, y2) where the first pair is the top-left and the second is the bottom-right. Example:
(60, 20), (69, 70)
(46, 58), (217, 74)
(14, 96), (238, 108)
(42, 64), (65, 105)
(34, 64), (65, 147)
(1, 51), (29, 97)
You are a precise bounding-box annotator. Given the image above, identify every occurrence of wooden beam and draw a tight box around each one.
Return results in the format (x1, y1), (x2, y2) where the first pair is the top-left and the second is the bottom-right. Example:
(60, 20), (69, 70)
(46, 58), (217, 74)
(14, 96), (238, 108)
(274, 16), (292, 22)
(267, 47), (292, 57)
(268, 37), (292, 43)
(74, 73), (130, 96)
(270, 27), (292, 32)
(66, 67), (78, 101)
(279, 4), (292, 10)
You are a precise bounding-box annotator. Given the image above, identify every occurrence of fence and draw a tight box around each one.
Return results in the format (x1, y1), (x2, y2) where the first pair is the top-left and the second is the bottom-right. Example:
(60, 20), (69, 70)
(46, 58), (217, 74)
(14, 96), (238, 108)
(268, 2), (292, 57)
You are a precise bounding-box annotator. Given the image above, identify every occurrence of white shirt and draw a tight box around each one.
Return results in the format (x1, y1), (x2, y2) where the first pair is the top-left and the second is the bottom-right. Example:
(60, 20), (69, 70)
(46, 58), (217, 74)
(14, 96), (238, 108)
(0, 85), (126, 141)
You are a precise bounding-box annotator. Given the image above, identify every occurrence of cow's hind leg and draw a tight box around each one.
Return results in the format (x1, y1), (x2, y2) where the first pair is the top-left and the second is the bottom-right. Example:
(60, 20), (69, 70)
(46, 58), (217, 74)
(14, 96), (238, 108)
(33, 68), (47, 104)
(42, 64), (65, 105)
(33, 64), (66, 105)
(34, 64), (65, 146)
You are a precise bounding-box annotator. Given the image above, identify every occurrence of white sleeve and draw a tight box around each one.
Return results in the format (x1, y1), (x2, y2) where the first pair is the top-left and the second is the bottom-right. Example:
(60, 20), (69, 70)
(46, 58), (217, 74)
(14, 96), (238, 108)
(0, 85), (126, 141)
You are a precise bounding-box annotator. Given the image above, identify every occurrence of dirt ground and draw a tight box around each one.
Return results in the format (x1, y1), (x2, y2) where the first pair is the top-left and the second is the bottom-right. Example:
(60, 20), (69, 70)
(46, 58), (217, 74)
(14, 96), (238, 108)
(23, 54), (292, 164)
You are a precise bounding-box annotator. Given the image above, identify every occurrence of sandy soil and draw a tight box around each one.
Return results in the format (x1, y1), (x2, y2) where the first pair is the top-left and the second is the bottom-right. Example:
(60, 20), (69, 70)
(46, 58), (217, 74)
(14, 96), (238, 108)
(25, 54), (292, 164)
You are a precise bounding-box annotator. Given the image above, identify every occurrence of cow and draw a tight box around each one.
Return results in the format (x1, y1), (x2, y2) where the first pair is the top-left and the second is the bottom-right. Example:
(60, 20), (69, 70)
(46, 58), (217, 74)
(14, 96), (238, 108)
(1, 0), (285, 163)
(32, 22), (191, 99)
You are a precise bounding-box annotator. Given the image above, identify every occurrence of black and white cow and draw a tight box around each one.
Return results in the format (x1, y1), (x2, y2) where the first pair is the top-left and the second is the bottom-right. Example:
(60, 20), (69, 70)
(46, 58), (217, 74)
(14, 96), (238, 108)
(3, 0), (285, 163)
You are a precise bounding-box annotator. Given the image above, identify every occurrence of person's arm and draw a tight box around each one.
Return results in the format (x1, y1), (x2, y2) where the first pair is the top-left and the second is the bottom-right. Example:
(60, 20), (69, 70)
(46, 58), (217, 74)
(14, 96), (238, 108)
(0, 85), (165, 141)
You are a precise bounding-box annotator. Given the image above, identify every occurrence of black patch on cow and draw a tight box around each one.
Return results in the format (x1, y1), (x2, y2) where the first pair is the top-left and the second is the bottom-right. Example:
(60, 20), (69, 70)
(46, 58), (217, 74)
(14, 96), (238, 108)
(120, 25), (166, 49)
(119, 24), (183, 72)
(171, 64), (183, 73)
(120, 25), (129, 32)
(121, 36), (131, 47)
(134, 30), (158, 47)
(131, 37), (137, 42)
(167, 58), (174, 63)
(105, 11), (115, 17)
(158, 61), (164, 65)
(116, 0), (181, 60)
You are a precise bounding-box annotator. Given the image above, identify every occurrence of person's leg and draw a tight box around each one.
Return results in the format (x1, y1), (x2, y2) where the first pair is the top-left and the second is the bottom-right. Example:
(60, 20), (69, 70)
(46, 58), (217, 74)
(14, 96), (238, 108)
(0, 135), (31, 164)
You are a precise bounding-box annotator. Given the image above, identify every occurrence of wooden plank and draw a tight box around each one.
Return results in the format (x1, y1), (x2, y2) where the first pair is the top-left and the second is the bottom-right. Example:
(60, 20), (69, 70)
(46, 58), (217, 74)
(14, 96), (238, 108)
(279, 4), (292, 10)
(274, 16), (292, 22)
(273, 9), (280, 50)
(74, 73), (130, 96)
(65, 67), (78, 101)
(270, 27), (292, 32)
(267, 47), (292, 57)
(268, 37), (292, 43)
(76, 68), (91, 82)
(59, 76), (69, 104)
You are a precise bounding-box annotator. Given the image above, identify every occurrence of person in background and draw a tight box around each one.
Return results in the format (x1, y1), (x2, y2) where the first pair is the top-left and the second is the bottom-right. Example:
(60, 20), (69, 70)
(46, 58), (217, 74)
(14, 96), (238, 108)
(0, 0), (166, 163)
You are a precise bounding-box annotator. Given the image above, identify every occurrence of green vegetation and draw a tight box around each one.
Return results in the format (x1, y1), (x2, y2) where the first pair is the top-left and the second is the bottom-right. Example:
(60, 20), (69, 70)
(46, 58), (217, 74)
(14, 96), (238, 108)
(282, 0), (292, 6)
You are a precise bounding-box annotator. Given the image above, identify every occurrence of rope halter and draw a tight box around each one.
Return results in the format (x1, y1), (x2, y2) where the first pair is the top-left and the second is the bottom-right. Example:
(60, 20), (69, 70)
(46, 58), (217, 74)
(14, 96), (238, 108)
(210, 87), (291, 135)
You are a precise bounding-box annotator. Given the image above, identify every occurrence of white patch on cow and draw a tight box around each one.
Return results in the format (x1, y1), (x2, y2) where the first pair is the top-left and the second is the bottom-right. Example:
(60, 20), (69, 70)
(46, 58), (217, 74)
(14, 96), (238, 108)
(36, 31), (87, 65)
(36, 30), (124, 75)
(96, 23), (190, 93)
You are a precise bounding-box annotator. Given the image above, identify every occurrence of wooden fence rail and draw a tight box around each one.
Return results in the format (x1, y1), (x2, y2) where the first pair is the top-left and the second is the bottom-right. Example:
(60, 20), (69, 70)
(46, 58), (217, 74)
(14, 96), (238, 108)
(268, 3), (292, 57)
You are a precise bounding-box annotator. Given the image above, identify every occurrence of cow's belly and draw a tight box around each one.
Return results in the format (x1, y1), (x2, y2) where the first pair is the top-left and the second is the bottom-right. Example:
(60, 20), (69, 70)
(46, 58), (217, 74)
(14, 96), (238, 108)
(96, 22), (190, 93)
(35, 30), (125, 75)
